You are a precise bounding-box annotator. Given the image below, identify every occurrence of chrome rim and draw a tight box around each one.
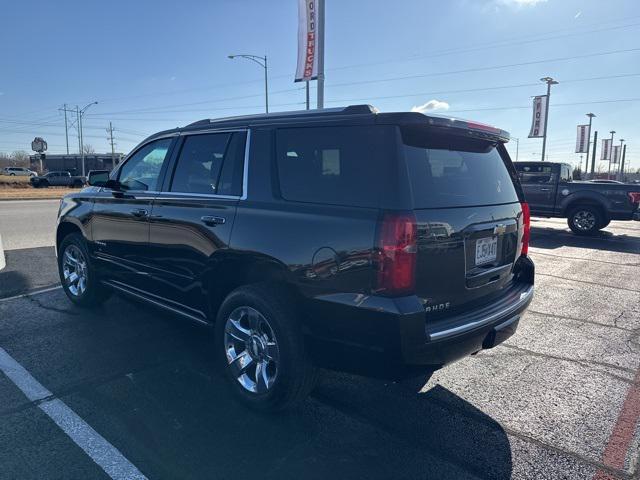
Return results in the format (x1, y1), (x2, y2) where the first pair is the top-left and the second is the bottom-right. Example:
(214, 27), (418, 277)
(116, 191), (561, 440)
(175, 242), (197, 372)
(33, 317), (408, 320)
(573, 210), (596, 231)
(62, 245), (88, 297)
(224, 306), (279, 394)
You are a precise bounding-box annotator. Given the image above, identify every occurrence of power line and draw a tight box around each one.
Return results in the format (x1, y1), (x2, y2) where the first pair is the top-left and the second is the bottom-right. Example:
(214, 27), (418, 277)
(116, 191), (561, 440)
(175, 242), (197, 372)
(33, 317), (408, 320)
(326, 47), (640, 89)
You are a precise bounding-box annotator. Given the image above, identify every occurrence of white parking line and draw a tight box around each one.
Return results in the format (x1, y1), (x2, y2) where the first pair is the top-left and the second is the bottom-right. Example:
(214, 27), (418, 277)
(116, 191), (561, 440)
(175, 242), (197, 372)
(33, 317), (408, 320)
(0, 347), (147, 480)
(0, 285), (62, 303)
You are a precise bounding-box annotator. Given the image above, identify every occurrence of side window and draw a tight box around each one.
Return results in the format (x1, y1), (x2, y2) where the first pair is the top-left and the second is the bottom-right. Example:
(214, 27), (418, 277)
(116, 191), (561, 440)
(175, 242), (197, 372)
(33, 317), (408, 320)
(517, 165), (554, 184)
(170, 132), (246, 196)
(118, 138), (172, 191)
(561, 165), (571, 182)
(217, 132), (247, 196)
(275, 126), (392, 208)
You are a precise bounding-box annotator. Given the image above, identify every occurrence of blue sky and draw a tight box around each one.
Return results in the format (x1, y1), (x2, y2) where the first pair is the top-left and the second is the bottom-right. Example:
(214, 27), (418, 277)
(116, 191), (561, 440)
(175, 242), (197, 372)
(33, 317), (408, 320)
(1, 0), (639, 172)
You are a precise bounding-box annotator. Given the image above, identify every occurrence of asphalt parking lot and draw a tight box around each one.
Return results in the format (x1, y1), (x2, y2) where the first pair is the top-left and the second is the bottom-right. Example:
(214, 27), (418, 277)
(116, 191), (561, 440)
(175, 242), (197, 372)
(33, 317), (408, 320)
(0, 214), (639, 479)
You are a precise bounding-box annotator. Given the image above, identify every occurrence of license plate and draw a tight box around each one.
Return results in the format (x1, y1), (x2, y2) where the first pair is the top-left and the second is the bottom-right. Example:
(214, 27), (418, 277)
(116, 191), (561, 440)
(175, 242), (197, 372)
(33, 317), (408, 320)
(475, 236), (498, 265)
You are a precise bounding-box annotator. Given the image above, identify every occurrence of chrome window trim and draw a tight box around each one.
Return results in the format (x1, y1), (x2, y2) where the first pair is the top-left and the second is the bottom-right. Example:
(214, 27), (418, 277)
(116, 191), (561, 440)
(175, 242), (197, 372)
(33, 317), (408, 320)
(106, 128), (250, 199)
(163, 128), (250, 201)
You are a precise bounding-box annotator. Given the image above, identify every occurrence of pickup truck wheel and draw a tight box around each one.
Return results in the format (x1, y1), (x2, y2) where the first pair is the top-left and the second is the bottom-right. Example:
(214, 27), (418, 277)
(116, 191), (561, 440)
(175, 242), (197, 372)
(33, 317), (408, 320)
(40, 180), (49, 188)
(567, 206), (602, 235)
(58, 233), (110, 307)
(215, 284), (318, 411)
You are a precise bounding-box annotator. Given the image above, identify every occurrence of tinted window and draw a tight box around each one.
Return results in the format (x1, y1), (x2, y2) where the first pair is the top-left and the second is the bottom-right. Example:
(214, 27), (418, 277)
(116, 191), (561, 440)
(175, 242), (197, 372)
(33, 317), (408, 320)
(170, 132), (246, 196)
(171, 133), (231, 194)
(217, 132), (246, 196)
(514, 164), (555, 184)
(276, 126), (391, 208)
(402, 126), (519, 208)
(118, 138), (172, 191)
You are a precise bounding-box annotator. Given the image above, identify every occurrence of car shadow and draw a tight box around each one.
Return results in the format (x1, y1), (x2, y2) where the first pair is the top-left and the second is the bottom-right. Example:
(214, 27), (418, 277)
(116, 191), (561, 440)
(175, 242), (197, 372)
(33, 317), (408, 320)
(530, 225), (640, 254)
(0, 270), (30, 299)
(56, 296), (513, 480)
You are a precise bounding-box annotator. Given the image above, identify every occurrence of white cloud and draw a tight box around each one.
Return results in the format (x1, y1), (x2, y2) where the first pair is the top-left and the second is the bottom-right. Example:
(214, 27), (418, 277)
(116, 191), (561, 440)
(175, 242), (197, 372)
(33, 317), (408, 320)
(574, 10), (582, 18)
(496, 0), (547, 6)
(411, 99), (450, 114)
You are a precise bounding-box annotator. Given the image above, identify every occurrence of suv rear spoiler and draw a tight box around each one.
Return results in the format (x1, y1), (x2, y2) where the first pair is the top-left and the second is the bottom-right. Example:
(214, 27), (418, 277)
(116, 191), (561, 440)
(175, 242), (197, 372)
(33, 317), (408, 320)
(425, 115), (511, 143)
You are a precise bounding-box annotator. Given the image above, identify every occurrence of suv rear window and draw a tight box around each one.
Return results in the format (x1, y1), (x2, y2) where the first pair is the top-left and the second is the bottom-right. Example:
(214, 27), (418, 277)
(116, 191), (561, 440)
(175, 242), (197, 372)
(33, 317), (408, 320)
(275, 126), (393, 208)
(401, 126), (519, 208)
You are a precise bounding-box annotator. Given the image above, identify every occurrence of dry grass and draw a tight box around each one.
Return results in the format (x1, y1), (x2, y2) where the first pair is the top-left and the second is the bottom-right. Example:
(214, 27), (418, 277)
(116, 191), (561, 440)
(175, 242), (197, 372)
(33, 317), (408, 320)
(0, 174), (31, 187)
(0, 186), (79, 200)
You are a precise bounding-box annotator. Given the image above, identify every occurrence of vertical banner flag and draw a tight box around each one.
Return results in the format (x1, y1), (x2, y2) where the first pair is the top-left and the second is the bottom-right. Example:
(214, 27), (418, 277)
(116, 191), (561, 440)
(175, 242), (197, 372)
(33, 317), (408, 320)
(612, 145), (621, 164)
(528, 96), (548, 138)
(575, 124), (590, 153)
(601, 139), (612, 160)
(295, 0), (319, 82)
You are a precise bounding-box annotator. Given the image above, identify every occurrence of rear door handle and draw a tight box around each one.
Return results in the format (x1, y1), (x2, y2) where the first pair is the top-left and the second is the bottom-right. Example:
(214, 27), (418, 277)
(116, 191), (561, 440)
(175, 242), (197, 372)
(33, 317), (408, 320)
(132, 208), (149, 218)
(201, 215), (226, 226)
(540, 188), (551, 192)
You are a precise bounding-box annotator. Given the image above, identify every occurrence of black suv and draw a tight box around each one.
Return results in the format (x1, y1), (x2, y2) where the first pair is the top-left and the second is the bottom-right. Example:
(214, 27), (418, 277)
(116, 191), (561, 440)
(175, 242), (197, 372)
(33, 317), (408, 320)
(56, 105), (534, 410)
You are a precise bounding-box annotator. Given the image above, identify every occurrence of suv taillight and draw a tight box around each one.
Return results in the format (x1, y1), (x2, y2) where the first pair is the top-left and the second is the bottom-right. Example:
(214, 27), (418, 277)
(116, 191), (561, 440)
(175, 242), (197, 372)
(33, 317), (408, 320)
(520, 202), (531, 256)
(374, 211), (417, 296)
(629, 192), (640, 205)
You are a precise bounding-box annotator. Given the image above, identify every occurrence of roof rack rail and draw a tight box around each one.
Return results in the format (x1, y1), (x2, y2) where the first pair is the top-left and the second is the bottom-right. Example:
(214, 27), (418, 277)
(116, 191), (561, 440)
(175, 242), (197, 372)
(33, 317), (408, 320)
(184, 104), (378, 128)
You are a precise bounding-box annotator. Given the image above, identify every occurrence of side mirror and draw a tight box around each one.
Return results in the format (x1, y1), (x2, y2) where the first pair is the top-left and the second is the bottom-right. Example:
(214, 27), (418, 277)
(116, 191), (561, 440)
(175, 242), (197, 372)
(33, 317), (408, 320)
(87, 170), (110, 187)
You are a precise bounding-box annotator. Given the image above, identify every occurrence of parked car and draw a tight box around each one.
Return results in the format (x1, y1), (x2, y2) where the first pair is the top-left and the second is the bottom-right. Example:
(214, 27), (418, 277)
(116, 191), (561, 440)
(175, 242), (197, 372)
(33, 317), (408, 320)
(514, 161), (640, 234)
(31, 171), (85, 188)
(56, 105), (535, 411)
(2, 166), (37, 177)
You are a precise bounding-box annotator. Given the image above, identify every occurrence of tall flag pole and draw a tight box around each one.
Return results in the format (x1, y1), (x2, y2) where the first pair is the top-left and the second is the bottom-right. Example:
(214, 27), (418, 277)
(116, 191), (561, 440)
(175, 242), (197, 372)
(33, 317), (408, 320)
(295, 0), (325, 109)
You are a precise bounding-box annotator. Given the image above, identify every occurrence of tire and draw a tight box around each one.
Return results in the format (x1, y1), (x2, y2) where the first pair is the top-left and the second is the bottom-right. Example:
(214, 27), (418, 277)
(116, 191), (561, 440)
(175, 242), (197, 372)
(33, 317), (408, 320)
(214, 283), (318, 411)
(9, 173), (15, 176)
(41, 180), (49, 188)
(567, 205), (603, 235)
(58, 232), (111, 307)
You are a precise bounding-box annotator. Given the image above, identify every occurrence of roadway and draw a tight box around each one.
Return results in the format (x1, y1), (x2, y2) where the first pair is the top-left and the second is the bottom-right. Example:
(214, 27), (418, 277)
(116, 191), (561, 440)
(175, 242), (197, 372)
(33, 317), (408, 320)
(0, 204), (639, 479)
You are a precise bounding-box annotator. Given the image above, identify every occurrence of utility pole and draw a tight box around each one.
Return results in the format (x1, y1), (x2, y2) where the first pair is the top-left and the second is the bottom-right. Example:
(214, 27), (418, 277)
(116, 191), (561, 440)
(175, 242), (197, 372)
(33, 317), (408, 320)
(63, 104), (69, 154)
(608, 130), (616, 178)
(316, 0), (325, 109)
(76, 106), (82, 155)
(584, 113), (595, 176)
(539, 77), (558, 162)
(620, 144), (627, 179)
(107, 122), (116, 167)
(590, 130), (598, 175)
(305, 82), (310, 110)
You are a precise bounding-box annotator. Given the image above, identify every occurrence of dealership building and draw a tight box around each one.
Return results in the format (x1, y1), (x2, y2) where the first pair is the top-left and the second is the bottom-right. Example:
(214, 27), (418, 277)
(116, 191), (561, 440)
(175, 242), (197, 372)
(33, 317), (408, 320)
(29, 153), (122, 174)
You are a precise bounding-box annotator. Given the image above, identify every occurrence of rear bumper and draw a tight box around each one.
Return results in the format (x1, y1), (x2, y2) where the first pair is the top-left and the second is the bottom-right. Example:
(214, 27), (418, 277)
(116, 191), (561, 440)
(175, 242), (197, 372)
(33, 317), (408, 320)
(306, 258), (535, 379)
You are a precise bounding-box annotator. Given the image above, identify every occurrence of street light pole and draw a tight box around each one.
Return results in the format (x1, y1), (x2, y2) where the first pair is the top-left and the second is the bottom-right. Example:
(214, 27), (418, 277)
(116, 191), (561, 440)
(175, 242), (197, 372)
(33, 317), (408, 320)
(584, 113), (595, 177)
(618, 139), (625, 180)
(228, 54), (269, 113)
(79, 101), (98, 177)
(539, 77), (558, 162)
(608, 130), (616, 178)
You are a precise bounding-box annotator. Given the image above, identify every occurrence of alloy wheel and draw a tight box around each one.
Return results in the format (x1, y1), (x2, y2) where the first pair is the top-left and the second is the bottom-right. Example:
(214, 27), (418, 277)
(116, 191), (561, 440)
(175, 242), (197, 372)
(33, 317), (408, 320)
(62, 244), (88, 297)
(573, 210), (596, 231)
(224, 306), (279, 394)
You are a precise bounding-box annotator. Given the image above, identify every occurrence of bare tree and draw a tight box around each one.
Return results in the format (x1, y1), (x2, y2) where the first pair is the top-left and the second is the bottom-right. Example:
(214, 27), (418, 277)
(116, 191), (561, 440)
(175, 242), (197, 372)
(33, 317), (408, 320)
(0, 152), (12, 169)
(10, 150), (30, 167)
(82, 144), (95, 155)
